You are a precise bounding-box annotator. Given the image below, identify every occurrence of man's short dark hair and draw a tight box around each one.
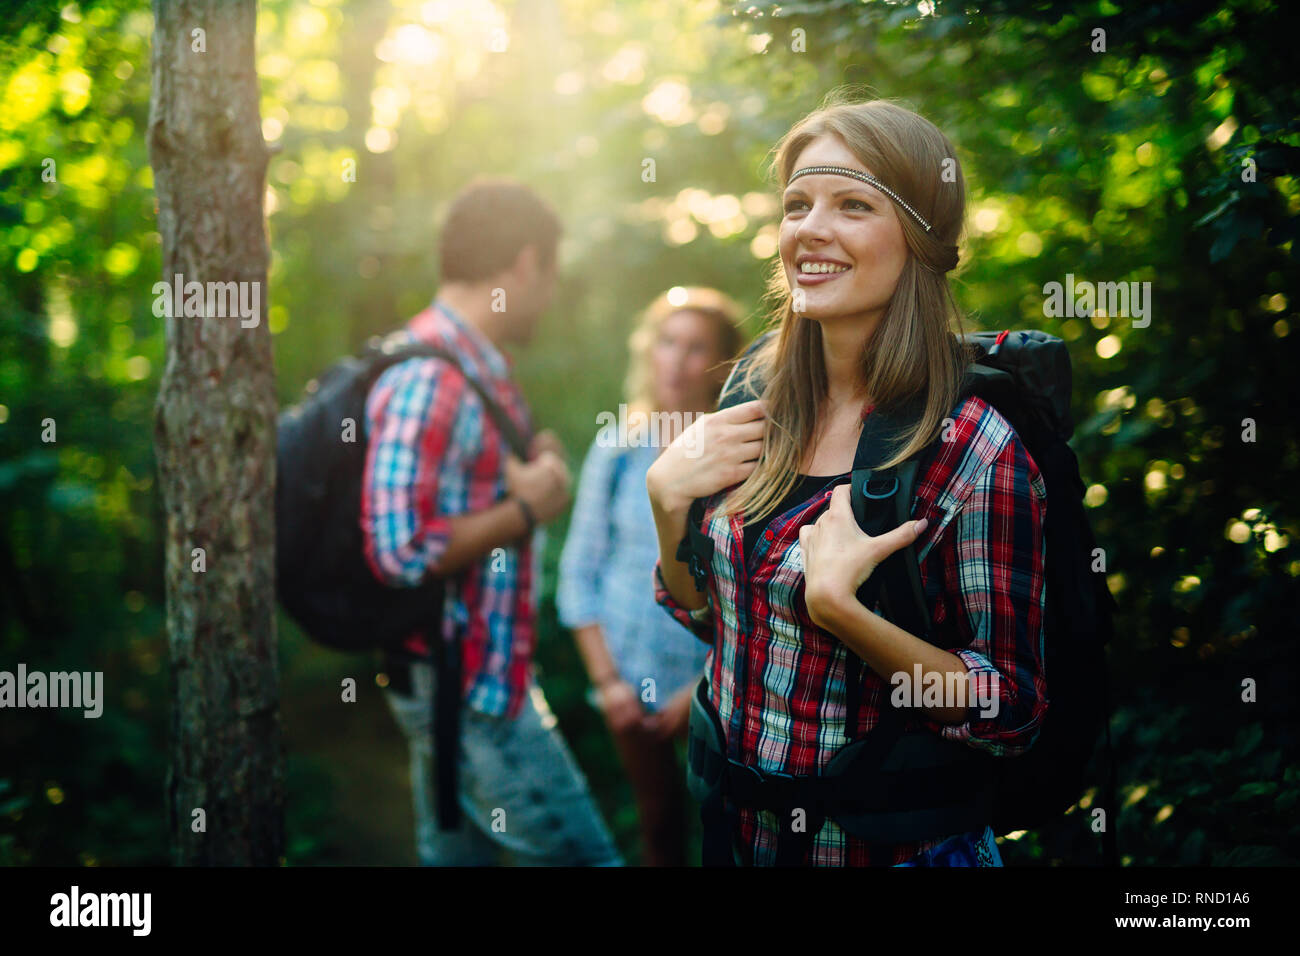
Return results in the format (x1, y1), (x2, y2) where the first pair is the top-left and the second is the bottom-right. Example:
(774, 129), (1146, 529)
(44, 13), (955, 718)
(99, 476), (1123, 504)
(438, 178), (562, 283)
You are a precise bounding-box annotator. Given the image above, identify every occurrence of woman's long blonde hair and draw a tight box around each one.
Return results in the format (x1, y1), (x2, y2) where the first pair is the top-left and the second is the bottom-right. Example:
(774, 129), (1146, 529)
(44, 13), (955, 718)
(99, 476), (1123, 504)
(721, 95), (972, 524)
(624, 286), (747, 413)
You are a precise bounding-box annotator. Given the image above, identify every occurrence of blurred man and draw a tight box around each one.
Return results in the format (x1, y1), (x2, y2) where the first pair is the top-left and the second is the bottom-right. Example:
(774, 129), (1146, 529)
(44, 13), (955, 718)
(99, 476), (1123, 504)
(362, 178), (621, 866)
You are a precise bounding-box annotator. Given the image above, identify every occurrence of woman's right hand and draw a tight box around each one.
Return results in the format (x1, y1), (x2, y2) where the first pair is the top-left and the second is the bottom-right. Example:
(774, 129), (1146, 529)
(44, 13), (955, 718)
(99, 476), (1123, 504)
(597, 680), (645, 735)
(645, 399), (766, 516)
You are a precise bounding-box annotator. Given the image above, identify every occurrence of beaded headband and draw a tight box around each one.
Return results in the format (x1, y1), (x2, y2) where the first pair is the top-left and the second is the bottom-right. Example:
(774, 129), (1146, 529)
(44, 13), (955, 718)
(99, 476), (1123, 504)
(787, 165), (932, 233)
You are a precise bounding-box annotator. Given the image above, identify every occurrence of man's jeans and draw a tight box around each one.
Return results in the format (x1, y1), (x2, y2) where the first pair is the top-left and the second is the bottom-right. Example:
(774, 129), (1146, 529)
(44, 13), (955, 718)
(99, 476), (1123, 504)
(385, 660), (623, 866)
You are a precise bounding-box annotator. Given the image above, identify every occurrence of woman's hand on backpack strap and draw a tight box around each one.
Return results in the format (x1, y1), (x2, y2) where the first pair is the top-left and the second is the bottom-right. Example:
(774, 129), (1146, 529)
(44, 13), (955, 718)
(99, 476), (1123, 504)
(800, 484), (928, 630)
(645, 399), (766, 516)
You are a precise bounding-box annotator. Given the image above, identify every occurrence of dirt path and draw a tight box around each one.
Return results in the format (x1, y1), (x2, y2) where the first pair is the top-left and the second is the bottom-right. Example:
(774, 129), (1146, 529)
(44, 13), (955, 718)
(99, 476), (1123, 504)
(281, 648), (417, 865)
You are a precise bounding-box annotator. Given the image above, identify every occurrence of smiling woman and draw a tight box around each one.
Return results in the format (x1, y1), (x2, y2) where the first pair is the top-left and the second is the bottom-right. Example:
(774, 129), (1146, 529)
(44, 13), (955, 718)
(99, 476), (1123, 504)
(732, 98), (968, 512)
(645, 96), (1049, 867)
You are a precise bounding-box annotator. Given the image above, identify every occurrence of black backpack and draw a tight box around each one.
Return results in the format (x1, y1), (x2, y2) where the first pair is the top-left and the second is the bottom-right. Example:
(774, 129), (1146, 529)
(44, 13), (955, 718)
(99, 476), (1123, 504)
(680, 328), (1118, 862)
(275, 335), (529, 829)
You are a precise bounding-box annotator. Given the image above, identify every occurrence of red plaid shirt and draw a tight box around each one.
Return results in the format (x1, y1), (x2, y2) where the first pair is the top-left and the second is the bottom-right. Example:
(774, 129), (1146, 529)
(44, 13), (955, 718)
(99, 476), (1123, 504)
(361, 301), (536, 718)
(655, 394), (1049, 865)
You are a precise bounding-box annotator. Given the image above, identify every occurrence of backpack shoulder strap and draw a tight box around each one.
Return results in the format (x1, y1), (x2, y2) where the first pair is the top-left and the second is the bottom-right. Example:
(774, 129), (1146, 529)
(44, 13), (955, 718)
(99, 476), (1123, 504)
(847, 366), (988, 645)
(847, 391), (934, 638)
(375, 340), (531, 459)
(607, 445), (632, 506)
(677, 331), (773, 591)
(717, 329), (774, 409)
(841, 391), (940, 736)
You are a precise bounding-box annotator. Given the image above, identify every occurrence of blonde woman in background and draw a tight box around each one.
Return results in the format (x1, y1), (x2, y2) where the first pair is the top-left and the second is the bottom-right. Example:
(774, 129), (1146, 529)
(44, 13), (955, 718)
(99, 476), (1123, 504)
(558, 287), (745, 866)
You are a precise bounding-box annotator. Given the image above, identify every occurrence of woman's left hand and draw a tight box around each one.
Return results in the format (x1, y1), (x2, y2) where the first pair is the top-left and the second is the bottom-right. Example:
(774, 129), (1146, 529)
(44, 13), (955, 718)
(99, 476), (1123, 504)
(800, 483), (928, 630)
(642, 684), (693, 741)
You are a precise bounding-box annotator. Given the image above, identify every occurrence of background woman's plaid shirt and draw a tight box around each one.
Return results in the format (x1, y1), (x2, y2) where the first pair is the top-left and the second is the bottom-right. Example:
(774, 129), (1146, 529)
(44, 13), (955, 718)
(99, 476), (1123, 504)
(655, 394), (1049, 865)
(361, 301), (537, 719)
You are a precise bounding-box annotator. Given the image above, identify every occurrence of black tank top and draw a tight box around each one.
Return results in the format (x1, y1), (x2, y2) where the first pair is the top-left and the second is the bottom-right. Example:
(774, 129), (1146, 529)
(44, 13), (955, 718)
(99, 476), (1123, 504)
(741, 471), (850, 566)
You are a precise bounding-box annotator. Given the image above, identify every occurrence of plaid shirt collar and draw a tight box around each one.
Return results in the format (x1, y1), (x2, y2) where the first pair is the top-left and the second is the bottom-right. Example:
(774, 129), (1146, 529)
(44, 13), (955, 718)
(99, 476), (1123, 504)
(410, 295), (513, 384)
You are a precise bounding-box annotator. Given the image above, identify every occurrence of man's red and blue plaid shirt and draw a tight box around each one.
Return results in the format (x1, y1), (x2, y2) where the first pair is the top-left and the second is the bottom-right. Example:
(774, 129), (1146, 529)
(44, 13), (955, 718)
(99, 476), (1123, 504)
(654, 394), (1049, 865)
(362, 300), (536, 719)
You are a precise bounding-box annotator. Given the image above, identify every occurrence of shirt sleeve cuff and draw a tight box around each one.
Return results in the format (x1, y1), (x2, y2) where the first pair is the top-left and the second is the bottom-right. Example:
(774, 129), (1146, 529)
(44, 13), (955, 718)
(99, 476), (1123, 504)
(928, 648), (1001, 747)
(367, 511), (454, 588)
(653, 561), (713, 643)
(558, 611), (602, 631)
(419, 514), (453, 574)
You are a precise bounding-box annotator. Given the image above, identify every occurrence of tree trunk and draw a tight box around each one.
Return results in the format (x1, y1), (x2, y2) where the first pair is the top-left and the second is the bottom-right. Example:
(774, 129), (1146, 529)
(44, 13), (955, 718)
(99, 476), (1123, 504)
(148, 0), (284, 865)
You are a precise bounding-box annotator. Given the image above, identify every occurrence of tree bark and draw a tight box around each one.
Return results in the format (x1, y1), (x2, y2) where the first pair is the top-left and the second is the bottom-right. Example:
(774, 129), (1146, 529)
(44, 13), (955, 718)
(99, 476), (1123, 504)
(148, 0), (284, 865)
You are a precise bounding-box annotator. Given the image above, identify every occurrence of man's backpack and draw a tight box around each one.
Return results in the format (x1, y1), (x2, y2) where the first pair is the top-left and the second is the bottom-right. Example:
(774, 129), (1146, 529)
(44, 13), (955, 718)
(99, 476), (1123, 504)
(680, 328), (1118, 862)
(275, 335), (530, 830)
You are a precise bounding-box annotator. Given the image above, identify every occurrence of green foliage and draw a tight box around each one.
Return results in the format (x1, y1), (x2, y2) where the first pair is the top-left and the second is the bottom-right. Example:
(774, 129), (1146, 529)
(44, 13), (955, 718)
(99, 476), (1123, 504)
(2, 0), (1296, 865)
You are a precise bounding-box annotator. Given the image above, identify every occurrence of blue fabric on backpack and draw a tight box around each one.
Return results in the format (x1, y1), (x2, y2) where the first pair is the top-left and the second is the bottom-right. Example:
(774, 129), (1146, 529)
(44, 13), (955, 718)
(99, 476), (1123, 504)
(893, 825), (1003, 867)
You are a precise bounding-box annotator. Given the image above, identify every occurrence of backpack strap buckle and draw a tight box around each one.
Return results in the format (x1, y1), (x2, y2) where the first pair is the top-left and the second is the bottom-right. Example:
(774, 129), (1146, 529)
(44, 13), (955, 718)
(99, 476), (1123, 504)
(860, 474), (900, 500)
(727, 762), (800, 812)
(676, 499), (714, 593)
(725, 761), (838, 814)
